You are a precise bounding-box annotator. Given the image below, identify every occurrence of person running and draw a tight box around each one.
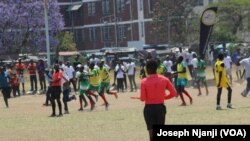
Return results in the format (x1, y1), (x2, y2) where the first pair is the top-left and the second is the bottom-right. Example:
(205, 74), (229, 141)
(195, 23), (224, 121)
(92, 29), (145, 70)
(215, 53), (233, 110)
(99, 60), (118, 110)
(63, 62), (77, 94)
(176, 56), (192, 106)
(50, 64), (63, 117)
(86, 62), (100, 111)
(240, 57), (250, 97)
(15, 58), (26, 95)
(0, 66), (11, 108)
(76, 65), (89, 111)
(61, 68), (76, 114)
(196, 57), (209, 96)
(140, 59), (176, 141)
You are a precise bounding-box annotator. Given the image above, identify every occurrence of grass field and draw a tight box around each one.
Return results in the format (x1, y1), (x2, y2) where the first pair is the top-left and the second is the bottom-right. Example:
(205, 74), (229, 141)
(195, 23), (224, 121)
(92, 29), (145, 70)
(0, 66), (250, 141)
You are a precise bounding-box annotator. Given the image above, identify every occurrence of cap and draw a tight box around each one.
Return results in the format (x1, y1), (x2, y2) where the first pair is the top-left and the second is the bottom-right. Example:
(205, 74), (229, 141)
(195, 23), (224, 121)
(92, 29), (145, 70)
(77, 64), (82, 68)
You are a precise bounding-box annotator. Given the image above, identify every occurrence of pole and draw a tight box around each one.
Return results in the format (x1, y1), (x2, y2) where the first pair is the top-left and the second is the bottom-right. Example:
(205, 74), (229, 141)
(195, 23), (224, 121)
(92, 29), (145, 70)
(130, 0), (133, 40)
(113, 0), (118, 47)
(43, 0), (51, 67)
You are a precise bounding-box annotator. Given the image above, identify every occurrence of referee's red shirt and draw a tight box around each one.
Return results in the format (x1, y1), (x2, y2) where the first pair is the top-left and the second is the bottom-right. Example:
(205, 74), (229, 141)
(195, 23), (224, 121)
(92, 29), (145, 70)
(140, 74), (176, 104)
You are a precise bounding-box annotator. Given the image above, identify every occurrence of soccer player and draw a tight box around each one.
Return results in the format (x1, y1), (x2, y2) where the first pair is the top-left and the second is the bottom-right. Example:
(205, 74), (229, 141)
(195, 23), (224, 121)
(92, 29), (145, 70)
(86, 62), (100, 111)
(196, 57), (209, 96)
(77, 65), (89, 111)
(99, 60), (118, 110)
(140, 59), (176, 141)
(176, 56), (192, 106)
(215, 53), (233, 110)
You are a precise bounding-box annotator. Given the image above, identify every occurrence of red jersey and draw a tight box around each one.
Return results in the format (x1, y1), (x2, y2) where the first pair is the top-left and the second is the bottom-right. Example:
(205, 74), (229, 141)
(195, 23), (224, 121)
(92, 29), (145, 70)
(15, 63), (25, 75)
(52, 71), (62, 87)
(10, 76), (19, 86)
(140, 74), (176, 104)
(27, 63), (37, 75)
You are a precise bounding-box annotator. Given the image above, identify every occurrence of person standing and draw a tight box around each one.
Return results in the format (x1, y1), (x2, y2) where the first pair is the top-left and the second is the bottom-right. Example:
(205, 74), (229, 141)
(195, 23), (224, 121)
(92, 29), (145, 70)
(191, 54), (198, 87)
(223, 53), (233, 85)
(232, 48), (242, 80)
(27, 59), (37, 94)
(215, 53), (233, 110)
(0, 67), (11, 108)
(240, 58), (250, 97)
(43, 68), (53, 106)
(50, 64), (63, 117)
(37, 59), (46, 94)
(115, 61), (125, 92)
(140, 59), (176, 141)
(196, 57), (209, 96)
(15, 58), (26, 95)
(127, 60), (137, 92)
(163, 55), (173, 82)
(176, 56), (192, 106)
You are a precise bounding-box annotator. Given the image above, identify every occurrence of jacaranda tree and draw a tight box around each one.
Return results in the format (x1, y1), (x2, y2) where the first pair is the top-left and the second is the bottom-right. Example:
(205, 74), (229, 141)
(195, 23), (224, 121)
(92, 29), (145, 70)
(0, 0), (64, 54)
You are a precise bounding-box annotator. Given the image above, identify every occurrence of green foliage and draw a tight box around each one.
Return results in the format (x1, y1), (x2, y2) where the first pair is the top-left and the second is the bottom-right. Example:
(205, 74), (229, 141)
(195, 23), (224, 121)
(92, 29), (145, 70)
(55, 31), (77, 59)
(151, 0), (198, 46)
(68, 54), (87, 65)
(211, 29), (238, 43)
(212, 0), (250, 42)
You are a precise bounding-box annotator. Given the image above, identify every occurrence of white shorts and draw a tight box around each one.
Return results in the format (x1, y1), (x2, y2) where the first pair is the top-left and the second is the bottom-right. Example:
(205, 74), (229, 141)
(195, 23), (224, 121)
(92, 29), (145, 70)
(18, 75), (25, 83)
(226, 68), (232, 76)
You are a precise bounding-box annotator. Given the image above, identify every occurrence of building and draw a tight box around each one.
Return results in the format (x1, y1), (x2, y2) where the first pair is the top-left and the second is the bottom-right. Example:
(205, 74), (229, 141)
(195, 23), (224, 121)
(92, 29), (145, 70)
(58, 0), (216, 50)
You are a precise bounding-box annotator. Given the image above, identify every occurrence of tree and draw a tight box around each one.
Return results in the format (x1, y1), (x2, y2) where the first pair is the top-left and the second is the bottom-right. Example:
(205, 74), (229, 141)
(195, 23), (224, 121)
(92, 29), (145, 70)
(55, 31), (77, 59)
(0, 0), (64, 55)
(211, 0), (250, 43)
(151, 0), (198, 46)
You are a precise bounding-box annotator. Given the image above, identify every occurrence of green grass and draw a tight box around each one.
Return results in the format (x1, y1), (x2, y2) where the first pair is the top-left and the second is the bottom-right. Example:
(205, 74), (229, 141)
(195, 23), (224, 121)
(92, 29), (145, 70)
(0, 66), (250, 141)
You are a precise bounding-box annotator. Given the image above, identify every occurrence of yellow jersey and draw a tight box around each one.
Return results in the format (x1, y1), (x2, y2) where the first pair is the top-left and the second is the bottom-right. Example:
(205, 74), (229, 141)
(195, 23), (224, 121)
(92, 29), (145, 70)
(88, 68), (100, 86)
(177, 62), (188, 79)
(215, 60), (229, 88)
(99, 66), (110, 83)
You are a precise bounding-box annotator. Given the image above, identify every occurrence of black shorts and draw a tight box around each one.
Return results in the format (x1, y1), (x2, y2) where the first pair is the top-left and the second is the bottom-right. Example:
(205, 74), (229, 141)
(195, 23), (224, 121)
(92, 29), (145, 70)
(143, 104), (166, 130)
(51, 86), (61, 99)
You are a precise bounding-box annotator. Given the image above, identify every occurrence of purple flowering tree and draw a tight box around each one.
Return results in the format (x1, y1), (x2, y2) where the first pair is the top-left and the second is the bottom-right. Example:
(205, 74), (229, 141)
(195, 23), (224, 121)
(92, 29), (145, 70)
(0, 0), (64, 54)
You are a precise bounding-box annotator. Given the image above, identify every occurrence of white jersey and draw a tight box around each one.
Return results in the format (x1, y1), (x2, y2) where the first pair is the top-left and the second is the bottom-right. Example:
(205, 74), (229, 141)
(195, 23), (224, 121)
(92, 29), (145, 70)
(223, 56), (232, 69)
(163, 60), (173, 72)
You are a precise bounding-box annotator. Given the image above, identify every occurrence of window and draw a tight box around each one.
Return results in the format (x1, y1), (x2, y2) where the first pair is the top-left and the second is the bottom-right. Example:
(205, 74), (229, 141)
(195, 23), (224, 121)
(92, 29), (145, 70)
(117, 0), (125, 13)
(140, 0), (143, 11)
(89, 27), (97, 42)
(140, 22), (144, 37)
(208, 0), (213, 4)
(197, 0), (204, 6)
(88, 2), (96, 16)
(102, 26), (112, 41)
(148, 0), (154, 12)
(118, 25), (126, 40)
(102, 0), (110, 15)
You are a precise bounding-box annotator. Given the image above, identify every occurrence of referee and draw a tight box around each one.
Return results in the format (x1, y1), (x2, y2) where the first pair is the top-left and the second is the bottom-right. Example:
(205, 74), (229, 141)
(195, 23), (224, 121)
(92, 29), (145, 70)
(140, 59), (177, 141)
